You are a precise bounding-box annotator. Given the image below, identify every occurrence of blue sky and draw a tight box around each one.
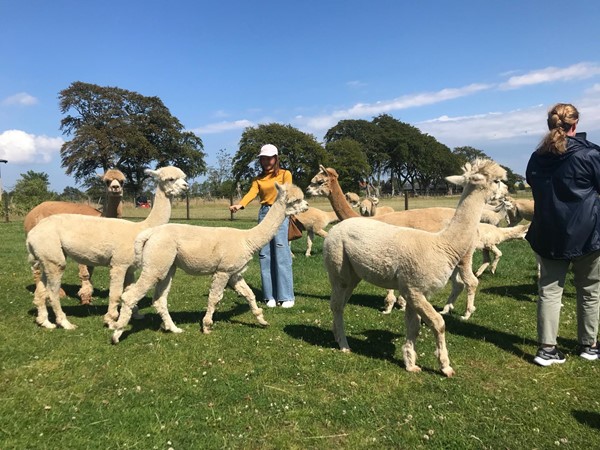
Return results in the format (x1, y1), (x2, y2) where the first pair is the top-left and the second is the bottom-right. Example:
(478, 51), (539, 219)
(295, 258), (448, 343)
(2, 0), (600, 192)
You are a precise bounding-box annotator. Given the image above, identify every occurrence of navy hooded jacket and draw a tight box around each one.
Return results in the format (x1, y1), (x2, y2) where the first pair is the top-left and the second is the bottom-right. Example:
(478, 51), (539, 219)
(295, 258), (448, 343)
(526, 135), (600, 259)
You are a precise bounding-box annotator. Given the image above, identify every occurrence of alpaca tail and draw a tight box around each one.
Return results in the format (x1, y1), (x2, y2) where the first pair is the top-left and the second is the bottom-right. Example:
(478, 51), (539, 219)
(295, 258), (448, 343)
(133, 228), (155, 267)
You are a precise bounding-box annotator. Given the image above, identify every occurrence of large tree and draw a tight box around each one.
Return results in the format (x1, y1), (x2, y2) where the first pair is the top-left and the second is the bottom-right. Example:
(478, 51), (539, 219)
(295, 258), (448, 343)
(59, 81), (206, 195)
(11, 171), (57, 214)
(323, 139), (370, 192)
(232, 123), (326, 190)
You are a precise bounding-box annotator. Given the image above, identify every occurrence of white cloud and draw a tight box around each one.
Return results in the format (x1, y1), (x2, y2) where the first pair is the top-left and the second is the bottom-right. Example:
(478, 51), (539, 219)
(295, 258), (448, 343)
(296, 83), (493, 133)
(346, 80), (366, 88)
(0, 130), (63, 163)
(500, 62), (600, 89)
(192, 119), (254, 134)
(2, 92), (38, 106)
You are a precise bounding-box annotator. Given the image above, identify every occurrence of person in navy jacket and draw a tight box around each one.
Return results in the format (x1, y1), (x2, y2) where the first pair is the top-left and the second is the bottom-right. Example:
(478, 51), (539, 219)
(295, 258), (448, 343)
(526, 103), (600, 366)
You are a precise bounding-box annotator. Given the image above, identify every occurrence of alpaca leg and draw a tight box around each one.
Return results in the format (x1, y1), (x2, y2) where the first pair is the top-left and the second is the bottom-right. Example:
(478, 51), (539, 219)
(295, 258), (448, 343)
(33, 268), (55, 329)
(111, 267), (165, 341)
(330, 278), (359, 351)
(402, 304), (421, 373)
(103, 266), (127, 325)
(441, 268), (463, 315)
(77, 264), (94, 305)
(229, 274), (269, 327)
(202, 272), (230, 334)
(409, 290), (454, 377)
(44, 263), (77, 330)
(152, 266), (182, 334)
(489, 245), (502, 274)
(305, 231), (314, 257)
(475, 250), (491, 277)
(456, 251), (479, 320)
(123, 267), (144, 320)
(382, 289), (397, 314)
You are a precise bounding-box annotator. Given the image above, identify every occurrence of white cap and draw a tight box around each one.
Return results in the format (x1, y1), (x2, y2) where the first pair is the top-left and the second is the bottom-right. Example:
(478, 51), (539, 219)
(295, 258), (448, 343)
(259, 144), (278, 157)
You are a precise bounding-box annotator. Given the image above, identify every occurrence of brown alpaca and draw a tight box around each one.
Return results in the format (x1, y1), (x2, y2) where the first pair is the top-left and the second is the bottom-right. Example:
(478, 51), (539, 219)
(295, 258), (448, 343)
(307, 165), (508, 320)
(24, 169), (126, 304)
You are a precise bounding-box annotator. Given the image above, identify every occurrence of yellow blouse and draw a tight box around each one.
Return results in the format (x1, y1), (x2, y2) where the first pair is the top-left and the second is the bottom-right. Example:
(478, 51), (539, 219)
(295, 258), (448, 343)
(239, 169), (293, 207)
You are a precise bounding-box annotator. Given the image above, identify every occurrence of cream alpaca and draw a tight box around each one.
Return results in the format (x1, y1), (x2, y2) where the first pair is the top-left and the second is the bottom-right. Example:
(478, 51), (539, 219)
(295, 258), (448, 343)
(110, 183), (308, 343)
(359, 197), (394, 217)
(475, 223), (530, 277)
(505, 197), (534, 226)
(322, 159), (507, 377)
(24, 168), (126, 304)
(344, 192), (360, 208)
(26, 166), (188, 330)
(307, 165), (508, 319)
(293, 207), (339, 256)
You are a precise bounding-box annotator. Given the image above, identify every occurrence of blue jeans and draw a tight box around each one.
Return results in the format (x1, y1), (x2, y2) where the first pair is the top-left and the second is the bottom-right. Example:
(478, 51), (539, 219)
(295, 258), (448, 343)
(258, 205), (294, 302)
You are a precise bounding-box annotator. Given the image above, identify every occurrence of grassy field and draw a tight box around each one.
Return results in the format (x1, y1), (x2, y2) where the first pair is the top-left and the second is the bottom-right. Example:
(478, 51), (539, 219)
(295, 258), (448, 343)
(2, 196), (600, 449)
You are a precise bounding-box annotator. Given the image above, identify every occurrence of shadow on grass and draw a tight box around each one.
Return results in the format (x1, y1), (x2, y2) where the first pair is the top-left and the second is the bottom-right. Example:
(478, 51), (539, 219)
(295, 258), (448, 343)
(283, 324), (440, 375)
(114, 301), (269, 342)
(572, 410), (600, 430)
(480, 283), (537, 302)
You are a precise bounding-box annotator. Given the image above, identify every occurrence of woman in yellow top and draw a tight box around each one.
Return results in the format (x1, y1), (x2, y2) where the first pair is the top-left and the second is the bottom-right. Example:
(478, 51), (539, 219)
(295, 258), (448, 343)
(229, 144), (295, 308)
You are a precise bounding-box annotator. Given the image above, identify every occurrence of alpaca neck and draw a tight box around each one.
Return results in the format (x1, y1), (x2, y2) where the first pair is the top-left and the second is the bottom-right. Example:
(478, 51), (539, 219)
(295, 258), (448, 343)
(245, 201), (287, 253)
(327, 176), (360, 220)
(103, 196), (123, 218)
(141, 187), (172, 227)
(440, 185), (488, 257)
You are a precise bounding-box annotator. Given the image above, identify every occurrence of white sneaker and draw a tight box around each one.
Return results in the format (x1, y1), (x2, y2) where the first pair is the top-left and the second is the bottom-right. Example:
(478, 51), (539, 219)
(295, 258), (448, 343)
(266, 299), (277, 308)
(278, 300), (295, 308)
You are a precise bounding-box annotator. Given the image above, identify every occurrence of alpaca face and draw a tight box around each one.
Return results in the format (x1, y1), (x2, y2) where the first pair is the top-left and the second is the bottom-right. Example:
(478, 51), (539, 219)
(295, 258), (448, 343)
(307, 166), (337, 197)
(145, 166), (189, 197)
(446, 158), (507, 202)
(102, 169), (126, 198)
(276, 183), (309, 216)
(344, 192), (360, 208)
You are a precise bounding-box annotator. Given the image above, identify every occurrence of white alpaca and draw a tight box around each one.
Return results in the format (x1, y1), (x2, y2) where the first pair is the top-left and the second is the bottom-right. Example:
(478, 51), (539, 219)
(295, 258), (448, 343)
(26, 167), (188, 330)
(293, 207), (339, 256)
(110, 183), (308, 343)
(359, 197), (394, 217)
(474, 223), (530, 277)
(307, 165), (508, 319)
(23, 168), (126, 305)
(322, 159), (507, 377)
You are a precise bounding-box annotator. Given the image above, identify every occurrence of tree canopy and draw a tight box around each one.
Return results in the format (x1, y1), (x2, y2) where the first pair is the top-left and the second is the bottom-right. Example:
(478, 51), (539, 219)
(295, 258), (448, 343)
(11, 171), (57, 214)
(59, 81), (207, 195)
(232, 123), (326, 190)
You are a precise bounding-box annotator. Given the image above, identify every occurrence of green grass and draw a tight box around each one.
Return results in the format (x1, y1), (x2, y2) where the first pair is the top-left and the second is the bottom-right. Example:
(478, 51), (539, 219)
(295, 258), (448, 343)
(2, 197), (600, 449)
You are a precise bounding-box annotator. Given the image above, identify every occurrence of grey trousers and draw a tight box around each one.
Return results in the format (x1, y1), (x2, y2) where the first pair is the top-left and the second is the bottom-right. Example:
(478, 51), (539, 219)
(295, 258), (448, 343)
(537, 250), (600, 347)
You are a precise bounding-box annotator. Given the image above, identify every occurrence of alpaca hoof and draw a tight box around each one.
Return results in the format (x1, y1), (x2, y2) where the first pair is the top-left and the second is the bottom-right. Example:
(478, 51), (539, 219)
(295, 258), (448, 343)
(59, 321), (77, 330)
(111, 330), (123, 344)
(59, 288), (67, 298)
(442, 367), (456, 377)
(202, 327), (212, 335)
(340, 347), (351, 353)
(37, 319), (56, 329)
(440, 305), (453, 315)
(406, 365), (422, 373)
(79, 298), (92, 305)
(258, 318), (269, 327)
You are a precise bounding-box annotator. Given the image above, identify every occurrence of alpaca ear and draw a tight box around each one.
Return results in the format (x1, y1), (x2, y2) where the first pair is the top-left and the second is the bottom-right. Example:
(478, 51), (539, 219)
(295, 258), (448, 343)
(445, 175), (465, 186)
(144, 168), (158, 178)
(319, 165), (328, 174)
(275, 182), (283, 193)
(371, 197), (379, 205)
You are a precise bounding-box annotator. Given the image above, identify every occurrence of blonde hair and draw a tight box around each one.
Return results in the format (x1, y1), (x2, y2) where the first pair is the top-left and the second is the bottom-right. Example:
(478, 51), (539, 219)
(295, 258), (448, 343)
(536, 103), (579, 155)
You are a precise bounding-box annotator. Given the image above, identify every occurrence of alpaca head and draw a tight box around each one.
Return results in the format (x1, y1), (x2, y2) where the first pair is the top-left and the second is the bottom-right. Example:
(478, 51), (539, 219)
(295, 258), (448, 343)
(145, 166), (188, 197)
(100, 169), (126, 198)
(275, 183), (309, 216)
(445, 158), (507, 202)
(344, 192), (360, 208)
(307, 165), (338, 197)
